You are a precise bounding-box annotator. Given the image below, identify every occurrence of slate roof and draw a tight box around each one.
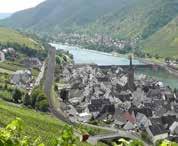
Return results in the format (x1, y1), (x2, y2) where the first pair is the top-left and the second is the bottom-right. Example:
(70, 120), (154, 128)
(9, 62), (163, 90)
(149, 124), (168, 136)
(147, 89), (162, 98)
(161, 115), (176, 128)
(114, 92), (132, 102)
(100, 104), (115, 114)
(150, 118), (162, 126)
(88, 99), (112, 113)
(97, 77), (110, 82)
(131, 107), (153, 118)
(91, 99), (110, 105)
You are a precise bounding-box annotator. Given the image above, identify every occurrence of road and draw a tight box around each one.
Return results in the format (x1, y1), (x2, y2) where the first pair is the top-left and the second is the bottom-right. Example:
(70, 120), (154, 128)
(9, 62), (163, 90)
(87, 131), (138, 145)
(29, 61), (46, 95)
(34, 62), (46, 87)
(82, 123), (150, 146)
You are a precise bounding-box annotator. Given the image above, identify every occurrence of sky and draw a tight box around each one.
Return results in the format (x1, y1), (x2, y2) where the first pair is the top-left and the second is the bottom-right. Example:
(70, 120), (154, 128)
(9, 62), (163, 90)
(0, 0), (45, 13)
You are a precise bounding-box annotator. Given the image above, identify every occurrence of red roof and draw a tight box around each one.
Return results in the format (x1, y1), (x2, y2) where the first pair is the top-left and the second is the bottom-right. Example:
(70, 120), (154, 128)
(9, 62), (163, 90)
(123, 111), (136, 124)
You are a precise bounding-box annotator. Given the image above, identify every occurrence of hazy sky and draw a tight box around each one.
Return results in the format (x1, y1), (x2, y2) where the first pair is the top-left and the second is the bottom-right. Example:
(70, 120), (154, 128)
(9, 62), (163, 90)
(0, 0), (45, 13)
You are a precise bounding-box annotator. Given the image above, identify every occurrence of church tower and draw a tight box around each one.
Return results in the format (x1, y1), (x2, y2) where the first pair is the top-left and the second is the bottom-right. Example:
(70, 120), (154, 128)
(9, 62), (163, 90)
(127, 56), (136, 91)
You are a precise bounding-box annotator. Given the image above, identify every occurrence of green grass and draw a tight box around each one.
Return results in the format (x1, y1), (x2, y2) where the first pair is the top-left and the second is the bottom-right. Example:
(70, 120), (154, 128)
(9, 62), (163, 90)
(0, 67), (14, 74)
(0, 27), (43, 50)
(0, 100), (106, 146)
(0, 61), (24, 72)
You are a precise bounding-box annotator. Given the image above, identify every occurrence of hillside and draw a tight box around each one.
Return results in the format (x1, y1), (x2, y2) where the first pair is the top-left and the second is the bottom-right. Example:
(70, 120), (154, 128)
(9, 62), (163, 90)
(1, 0), (178, 38)
(0, 100), (106, 146)
(1, 0), (178, 57)
(142, 16), (178, 58)
(0, 27), (43, 50)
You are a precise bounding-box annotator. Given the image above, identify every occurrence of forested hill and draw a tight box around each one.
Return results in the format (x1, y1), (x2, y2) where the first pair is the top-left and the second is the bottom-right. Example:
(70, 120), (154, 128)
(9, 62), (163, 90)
(1, 0), (178, 57)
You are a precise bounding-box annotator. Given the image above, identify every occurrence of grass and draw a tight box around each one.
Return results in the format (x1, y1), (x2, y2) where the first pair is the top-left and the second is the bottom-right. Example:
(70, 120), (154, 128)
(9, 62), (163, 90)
(0, 67), (14, 74)
(0, 100), (107, 146)
(0, 61), (39, 77)
(0, 61), (24, 72)
(0, 27), (43, 50)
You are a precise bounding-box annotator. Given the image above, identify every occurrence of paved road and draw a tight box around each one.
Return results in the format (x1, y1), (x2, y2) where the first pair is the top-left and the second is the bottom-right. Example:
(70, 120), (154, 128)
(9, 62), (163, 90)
(34, 62), (46, 87)
(87, 131), (138, 145)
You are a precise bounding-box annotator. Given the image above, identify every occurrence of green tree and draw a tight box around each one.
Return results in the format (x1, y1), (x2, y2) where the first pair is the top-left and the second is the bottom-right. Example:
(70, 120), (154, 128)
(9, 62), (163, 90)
(23, 94), (31, 106)
(36, 100), (49, 112)
(12, 88), (23, 103)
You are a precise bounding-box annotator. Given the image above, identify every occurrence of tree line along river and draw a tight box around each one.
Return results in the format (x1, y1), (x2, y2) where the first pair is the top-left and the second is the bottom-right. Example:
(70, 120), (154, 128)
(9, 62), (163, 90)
(51, 43), (178, 89)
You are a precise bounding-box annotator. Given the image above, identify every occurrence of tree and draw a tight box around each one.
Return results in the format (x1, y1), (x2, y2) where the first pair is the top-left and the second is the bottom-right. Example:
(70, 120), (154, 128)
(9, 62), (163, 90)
(36, 100), (49, 112)
(12, 88), (23, 103)
(23, 94), (31, 106)
(30, 87), (49, 112)
(56, 56), (62, 64)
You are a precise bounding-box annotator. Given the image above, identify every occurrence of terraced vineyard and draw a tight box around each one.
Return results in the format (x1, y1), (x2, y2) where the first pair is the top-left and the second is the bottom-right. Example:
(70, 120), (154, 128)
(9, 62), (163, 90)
(0, 100), (106, 146)
(0, 27), (43, 50)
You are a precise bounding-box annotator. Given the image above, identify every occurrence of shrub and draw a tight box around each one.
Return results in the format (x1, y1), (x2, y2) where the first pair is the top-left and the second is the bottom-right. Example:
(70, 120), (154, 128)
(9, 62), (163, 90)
(0, 118), (44, 146)
(23, 94), (31, 106)
(12, 88), (23, 103)
(36, 99), (49, 112)
(0, 91), (12, 102)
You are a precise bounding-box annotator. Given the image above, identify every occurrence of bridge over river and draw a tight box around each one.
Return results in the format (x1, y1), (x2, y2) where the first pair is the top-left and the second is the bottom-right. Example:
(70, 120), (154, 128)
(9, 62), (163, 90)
(73, 63), (159, 71)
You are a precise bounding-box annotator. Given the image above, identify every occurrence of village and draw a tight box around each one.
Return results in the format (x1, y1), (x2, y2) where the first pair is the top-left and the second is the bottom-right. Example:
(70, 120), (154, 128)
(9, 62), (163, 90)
(55, 57), (178, 145)
(0, 46), (43, 91)
(52, 33), (131, 51)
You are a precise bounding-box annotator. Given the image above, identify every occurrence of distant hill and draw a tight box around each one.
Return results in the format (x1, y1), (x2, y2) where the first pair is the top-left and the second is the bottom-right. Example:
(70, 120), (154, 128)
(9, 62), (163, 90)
(1, 0), (178, 57)
(0, 27), (43, 50)
(0, 13), (12, 20)
(142, 16), (178, 58)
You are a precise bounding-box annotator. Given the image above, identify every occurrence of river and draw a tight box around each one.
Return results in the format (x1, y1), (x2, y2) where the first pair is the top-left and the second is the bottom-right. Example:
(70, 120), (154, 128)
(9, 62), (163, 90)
(52, 43), (178, 89)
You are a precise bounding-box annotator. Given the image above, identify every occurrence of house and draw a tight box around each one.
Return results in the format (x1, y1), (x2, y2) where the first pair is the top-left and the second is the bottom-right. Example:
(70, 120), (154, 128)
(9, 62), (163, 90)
(88, 99), (115, 119)
(21, 57), (42, 69)
(131, 107), (153, 118)
(147, 88), (162, 99)
(136, 112), (152, 129)
(123, 111), (136, 124)
(77, 112), (92, 123)
(146, 124), (168, 143)
(0, 51), (5, 62)
(2, 48), (15, 54)
(169, 122), (178, 135)
(161, 115), (176, 129)
(114, 91), (132, 102)
(173, 103), (178, 112)
(123, 121), (135, 130)
(10, 70), (32, 88)
(2, 48), (16, 60)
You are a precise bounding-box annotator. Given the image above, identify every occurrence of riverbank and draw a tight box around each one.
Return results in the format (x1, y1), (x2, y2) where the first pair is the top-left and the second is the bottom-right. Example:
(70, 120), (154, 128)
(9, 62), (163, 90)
(51, 43), (178, 89)
(140, 57), (178, 77)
